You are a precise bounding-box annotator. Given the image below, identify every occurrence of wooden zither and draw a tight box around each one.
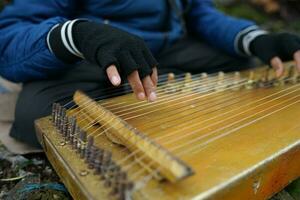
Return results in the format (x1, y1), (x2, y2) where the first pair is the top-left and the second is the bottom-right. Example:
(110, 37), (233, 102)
(35, 62), (300, 200)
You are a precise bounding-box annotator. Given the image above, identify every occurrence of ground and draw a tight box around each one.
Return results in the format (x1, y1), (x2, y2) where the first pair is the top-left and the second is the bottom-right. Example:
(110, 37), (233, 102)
(0, 143), (71, 199)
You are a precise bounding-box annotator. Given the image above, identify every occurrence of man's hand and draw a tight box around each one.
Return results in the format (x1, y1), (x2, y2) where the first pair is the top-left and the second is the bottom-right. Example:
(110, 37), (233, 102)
(73, 21), (158, 102)
(250, 33), (300, 77)
(106, 65), (158, 101)
(48, 20), (158, 102)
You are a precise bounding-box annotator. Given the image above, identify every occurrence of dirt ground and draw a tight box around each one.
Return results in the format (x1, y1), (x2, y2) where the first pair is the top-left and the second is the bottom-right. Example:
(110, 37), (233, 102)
(0, 144), (71, 200)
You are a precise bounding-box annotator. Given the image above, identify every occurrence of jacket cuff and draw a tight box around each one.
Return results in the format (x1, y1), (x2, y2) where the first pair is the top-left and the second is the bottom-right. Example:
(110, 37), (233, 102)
(234, 25), (268, 56)
(47, 19), (87, 64)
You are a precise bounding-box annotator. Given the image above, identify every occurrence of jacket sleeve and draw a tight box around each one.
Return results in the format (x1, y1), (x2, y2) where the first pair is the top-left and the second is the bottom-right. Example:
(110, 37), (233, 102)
(0, 0), (77, 82)
(187, 0), (256, 55)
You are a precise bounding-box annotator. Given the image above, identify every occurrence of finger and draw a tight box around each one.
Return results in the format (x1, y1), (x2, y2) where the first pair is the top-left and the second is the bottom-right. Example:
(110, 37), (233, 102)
(106, 65), (121, 86)
(293, 50), (300, 72)
(270, 57), (284, 77)
(127, 70), (146, 101)
(142, 76), (157, 102)
(132, 51), (152, 79)
(151, 67), (158, 88)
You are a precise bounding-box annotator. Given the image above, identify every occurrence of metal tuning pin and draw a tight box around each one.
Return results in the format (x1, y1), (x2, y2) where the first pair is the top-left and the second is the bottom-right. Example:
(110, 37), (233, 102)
(55, 104), (62, 128)
(52, 103), (57, 125)
(245, 70), (256, 89)
(88, 145), (99, 169)
(67, 117), (76, 142)
(215, 71), (226, 91)
(80, 131), (87, 159)
(94, 149), (104, 174)
(62, 116), (69, 138)
(165, 73), (177, 93)
(59, 108), (67, 134)
(85, 136), (94, 162)
(70, 124), (78, 148)
(232, 71), (241, 91)
(114, 173), (133, 200)
(77, 131), (83, 154)
(182, 73), (193, 92)
(101, 151), (112, 177)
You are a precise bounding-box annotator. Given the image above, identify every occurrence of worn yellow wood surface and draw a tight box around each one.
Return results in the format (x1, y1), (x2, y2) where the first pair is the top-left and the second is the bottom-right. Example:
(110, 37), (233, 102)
(35, 62), (300, 200)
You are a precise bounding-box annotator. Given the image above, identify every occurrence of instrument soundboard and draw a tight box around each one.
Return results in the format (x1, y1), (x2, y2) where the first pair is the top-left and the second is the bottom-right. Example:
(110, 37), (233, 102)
(35, 62), (300, 200)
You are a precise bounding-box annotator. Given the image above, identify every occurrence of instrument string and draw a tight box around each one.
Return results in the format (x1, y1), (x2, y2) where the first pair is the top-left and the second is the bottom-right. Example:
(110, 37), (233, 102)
(81, 77), (254, 173)
(73, 76), (256, 172)
(102, 72), (229, 111)
(76, 78), (292, 178)
(72, 72), (220, 126)
(178, 97), (300, 156)
(63, 73), (171, 108)
(128, 88), (300, 185)
(170, 88), (300, 154)
(76, 73), (242, 134)
(75, 79), (252, 172)
(75, 71), (231, 127)
(126, 89), (258, 133)
(116, 82), (300, 176)
(153, 85), (299, 145)
(61, 69), (296, 182)
(133, 121), (300, 196)
(86, 78), (247, 138)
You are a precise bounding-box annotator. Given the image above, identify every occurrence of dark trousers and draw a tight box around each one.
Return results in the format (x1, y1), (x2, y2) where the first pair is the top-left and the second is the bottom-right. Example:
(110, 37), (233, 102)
(10, 37), (254, 148)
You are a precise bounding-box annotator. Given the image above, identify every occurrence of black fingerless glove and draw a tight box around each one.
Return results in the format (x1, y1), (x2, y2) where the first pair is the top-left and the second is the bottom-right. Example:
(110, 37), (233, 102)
(47, 20), (158, 79)
(250, 33), (300, 64)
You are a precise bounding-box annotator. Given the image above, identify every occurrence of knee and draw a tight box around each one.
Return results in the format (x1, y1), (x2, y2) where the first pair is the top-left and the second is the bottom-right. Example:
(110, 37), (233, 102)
(10, 84), (57, 148)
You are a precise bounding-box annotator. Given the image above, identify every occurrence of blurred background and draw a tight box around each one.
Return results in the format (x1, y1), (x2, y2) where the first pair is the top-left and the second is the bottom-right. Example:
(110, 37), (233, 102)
(215, 0), (300, 34)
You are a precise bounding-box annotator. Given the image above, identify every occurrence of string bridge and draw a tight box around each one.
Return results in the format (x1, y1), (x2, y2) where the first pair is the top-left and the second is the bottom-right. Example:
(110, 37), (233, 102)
(73, 91), (194, 183)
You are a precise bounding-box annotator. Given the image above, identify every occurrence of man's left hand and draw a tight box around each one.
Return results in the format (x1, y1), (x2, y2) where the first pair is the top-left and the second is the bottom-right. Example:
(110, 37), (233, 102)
(250, 33), (300, 77)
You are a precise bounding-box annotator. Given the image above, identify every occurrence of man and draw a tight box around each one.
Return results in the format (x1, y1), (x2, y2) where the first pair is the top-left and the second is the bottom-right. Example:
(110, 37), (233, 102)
(0, 0), (299, 148)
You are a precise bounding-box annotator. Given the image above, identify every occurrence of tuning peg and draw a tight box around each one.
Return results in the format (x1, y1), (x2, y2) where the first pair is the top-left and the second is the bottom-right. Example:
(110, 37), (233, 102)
(245, 70), (256, 89)
(165, 73), (177, 93)
(195, 73), (209, 93)
(168, 73), (175, 83)
(182, 73), (193, 92)
(215, 71), (226, 91)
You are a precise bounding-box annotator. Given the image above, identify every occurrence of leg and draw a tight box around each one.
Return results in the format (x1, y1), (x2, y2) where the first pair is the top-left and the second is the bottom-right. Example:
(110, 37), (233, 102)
(157, 37), (256, 74)
(10, 62), (116, 148)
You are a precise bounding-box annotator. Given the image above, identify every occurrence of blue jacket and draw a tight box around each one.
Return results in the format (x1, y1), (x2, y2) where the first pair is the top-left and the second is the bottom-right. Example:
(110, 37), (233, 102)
(0, 0), (254, 82)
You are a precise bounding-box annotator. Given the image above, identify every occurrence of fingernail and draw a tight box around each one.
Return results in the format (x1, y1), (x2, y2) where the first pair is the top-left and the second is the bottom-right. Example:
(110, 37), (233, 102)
(137, 92), (145, 100)
(148, 92), (157, 102)
(111, 76), (120, 85)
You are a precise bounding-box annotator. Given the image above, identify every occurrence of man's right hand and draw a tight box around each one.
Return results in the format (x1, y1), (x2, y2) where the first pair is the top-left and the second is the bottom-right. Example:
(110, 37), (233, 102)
(48, 20), (158, 101)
